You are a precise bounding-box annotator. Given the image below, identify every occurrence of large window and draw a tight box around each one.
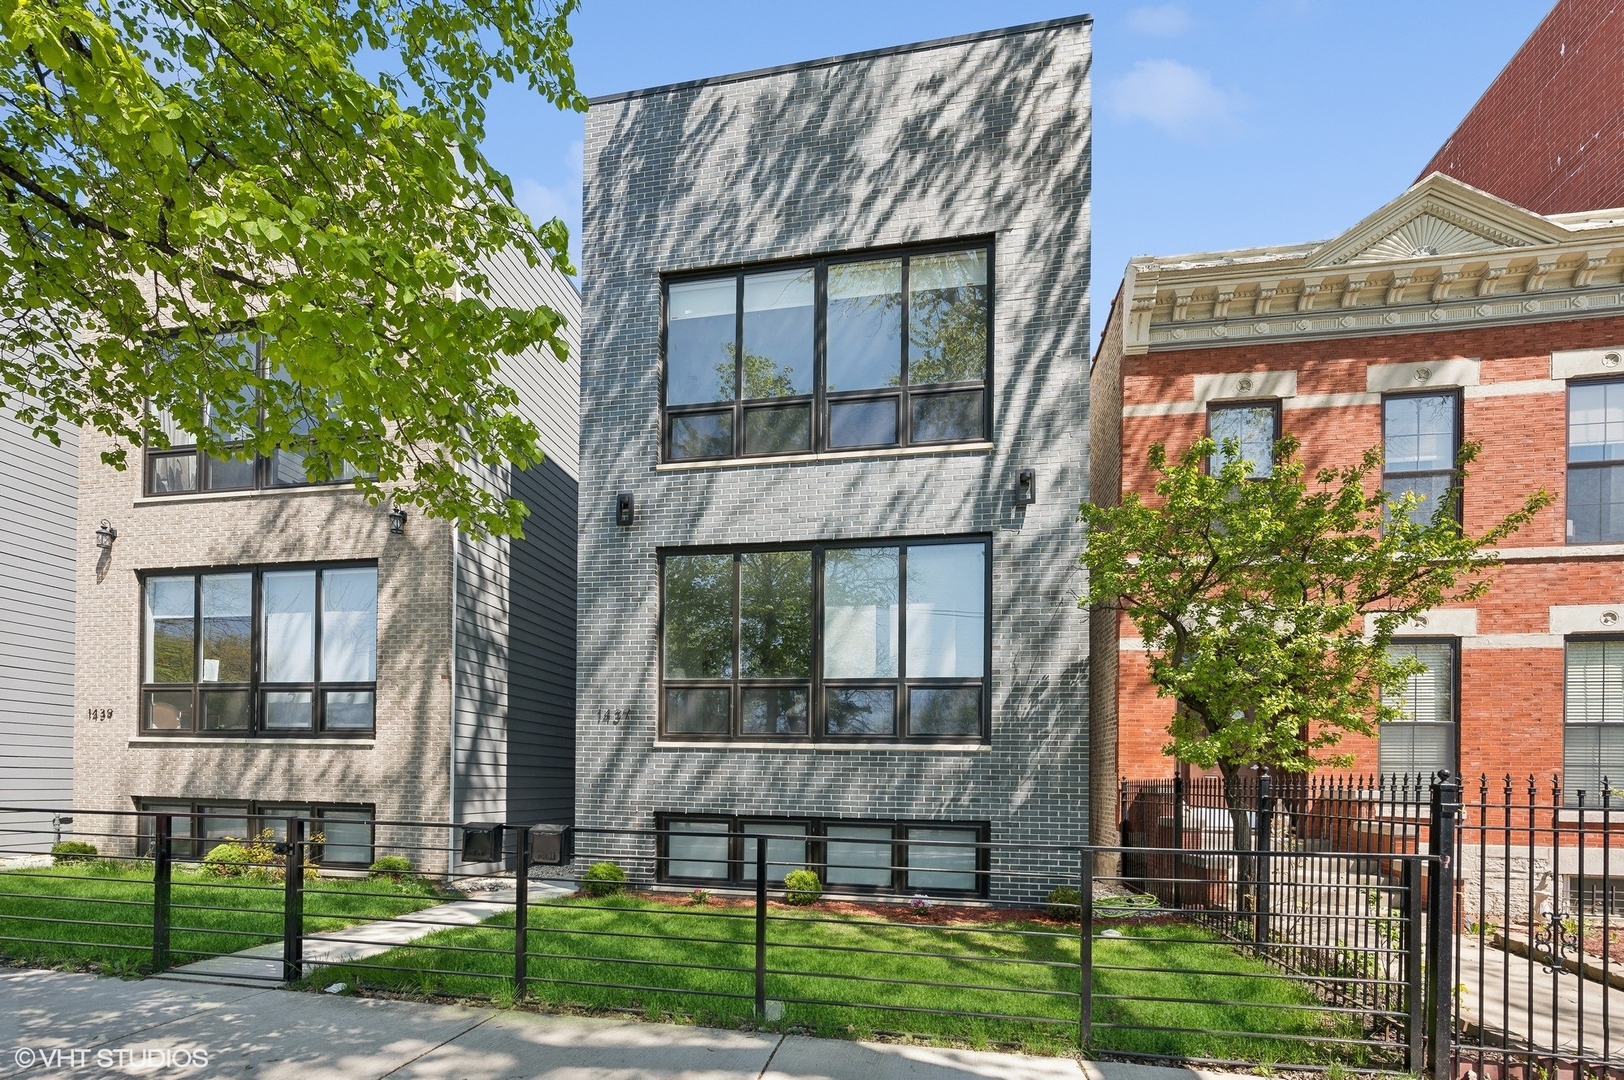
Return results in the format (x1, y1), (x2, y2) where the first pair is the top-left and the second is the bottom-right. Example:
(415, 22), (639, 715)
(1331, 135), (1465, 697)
(657, 814), (988, 896)
(663, 244), (991, 461)
(145, 336), (361, 496)
(1565, 638), (1624, 802)
(1379, 641), (1457, 780)
(1207, 401), (1280, 478)
(1568, 379), (1624, 543)
(661, 539), (989, 742)
(142, 564), (378, 737)
(135, 800), (375, 865)
(1384, 392), (1461, 526)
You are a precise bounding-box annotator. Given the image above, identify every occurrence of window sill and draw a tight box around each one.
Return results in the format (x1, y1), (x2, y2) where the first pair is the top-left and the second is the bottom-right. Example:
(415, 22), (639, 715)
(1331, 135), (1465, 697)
(127, 737), (375, 748)
(652, 740), (990, 752)
(133, 484), (367, 508)
(654, 440), (994, 472)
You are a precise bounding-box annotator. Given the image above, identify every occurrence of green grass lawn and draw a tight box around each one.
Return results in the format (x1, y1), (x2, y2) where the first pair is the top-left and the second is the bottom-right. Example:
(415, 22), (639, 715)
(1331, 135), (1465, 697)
(0, 861), (450, 975)
(305, 894), (1380, 1063)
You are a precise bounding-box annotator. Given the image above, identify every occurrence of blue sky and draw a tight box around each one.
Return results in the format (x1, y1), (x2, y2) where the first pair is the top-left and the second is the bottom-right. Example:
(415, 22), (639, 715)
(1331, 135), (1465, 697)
(481, 1), (1551, 344)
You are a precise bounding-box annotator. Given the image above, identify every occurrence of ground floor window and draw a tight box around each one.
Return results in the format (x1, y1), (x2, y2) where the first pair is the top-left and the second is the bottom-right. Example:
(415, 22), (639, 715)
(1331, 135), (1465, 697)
(1564, 637), (1624, 804)
(134, 799), (375, 866)
(656, 814), (988, 896)
(1378, 640), (1457, 780)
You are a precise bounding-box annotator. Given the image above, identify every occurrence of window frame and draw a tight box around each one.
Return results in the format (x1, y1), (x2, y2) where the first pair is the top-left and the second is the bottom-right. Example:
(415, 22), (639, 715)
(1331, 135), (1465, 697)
(143, 336), (360, 497)
(1204, 398), (1282, 478)
(655, 813), (990, 897)
(660, 239), (995, 463)
(657, 536), (993, 745)
(1562, 634), (1624, 804)
(1381, 388), (1464, 527)
(138, 561), (379, 739)
(135, 799), (376, 867)
(1377, 636), (1460, 781)
(1565, 375), (1624, 545)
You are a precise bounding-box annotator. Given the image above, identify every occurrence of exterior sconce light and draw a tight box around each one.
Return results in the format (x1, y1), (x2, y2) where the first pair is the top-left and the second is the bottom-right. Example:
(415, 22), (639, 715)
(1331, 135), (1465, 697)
(387, 506), (407, 535)
(1015, 469), (1036, 506)
(95, 519), (118, 549)
(616, 493), (635, 528)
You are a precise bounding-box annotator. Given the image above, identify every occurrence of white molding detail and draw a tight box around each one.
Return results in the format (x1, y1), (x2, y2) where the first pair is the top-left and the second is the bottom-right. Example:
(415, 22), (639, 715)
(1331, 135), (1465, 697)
(1283, 392), (1378, 410)
(1550, 604), (1624, 636)
(1119, 637), (1146, 652)
(1463, 380), (1564, 399)
(1392, 608), (1478, 637)
(1460, 634), (1562, 650)
(1122, 401), (1204, 418)
(652, 440), (994, 472)
(1492, 544), (1624, 560)
(1552, 347), (1624, 381)
(1366, 359), (1480, 393)
(1193, 370), (1298, 405)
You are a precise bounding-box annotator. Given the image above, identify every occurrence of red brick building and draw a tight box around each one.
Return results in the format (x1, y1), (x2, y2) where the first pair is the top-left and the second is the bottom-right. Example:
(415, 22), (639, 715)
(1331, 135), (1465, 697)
(1088, 171), (1624, 844)
(1423, 0), (1624, 216)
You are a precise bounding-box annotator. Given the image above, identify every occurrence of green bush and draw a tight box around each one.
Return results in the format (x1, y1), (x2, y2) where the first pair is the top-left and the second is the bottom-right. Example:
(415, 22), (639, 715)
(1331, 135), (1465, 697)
(581, 861), (627, 897)
(202, 842), (252, 878)
(1046, 886), (1082, 922)
(50, 841), (98, 865)
(368, 855), (415, 882)
(783, 869), (822, 906)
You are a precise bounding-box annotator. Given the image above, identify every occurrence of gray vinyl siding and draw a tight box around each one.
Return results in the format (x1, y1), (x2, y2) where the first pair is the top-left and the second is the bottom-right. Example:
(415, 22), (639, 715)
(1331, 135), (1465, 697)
(0, 404), (77, 852)
(453, 247), (580, 831)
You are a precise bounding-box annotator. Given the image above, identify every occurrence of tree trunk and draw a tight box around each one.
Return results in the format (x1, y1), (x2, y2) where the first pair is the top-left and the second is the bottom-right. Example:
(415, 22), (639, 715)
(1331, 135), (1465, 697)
(1219, 762), (1257, 916)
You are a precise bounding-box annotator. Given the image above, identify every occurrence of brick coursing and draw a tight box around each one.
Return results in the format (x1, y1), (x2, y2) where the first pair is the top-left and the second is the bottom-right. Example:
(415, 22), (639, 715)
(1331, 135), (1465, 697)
(577, 22), (1093, 901)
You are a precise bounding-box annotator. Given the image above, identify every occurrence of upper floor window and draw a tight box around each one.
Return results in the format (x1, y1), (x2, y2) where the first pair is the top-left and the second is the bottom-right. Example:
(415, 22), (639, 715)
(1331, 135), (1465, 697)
(1379, 640), (1457, 780)
(146, 336), (361, 496)
(1564, 637), (1624, 803)
(660, 538), (989, 742)
(1568, 378), (1624, 543)
(1206, 401), (1279, 478)
(1384, 392), (1461, 526)
(663, 244), (991, 461)
(142, 563), (378, 737)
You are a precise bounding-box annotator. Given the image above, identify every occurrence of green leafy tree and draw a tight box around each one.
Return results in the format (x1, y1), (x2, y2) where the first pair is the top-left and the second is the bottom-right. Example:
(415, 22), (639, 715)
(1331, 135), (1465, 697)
(1, 0), (585, 536)
(1081, 434), (1550, 850)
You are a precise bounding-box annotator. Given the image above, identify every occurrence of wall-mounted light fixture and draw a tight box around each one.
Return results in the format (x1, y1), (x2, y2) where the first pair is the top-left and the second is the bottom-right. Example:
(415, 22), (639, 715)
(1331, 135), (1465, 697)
(616, 493), (635, 528)
(1015, 469), (1037, 506)
(95, 519), (118, 549)
(388, 506), (407, 535)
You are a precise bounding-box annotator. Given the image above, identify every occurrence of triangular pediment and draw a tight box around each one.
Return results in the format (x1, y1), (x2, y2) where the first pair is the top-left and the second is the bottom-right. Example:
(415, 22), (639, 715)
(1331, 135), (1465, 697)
(1307, 173), (1570, 268)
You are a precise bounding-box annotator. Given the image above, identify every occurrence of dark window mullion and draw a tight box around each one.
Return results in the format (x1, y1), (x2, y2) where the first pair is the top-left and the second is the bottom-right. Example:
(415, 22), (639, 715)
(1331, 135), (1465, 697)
(897, 544), (909, 738)
(899, 256), (912, 445)
(251, 569), (263, 735)
(734, 275), (745, 458)
(191, 573), (203, 733)
(812, 545), (825, 741)
(313, 569), (325, 732)
(815, 267), (827, 453)
(732, 554), (742, 739)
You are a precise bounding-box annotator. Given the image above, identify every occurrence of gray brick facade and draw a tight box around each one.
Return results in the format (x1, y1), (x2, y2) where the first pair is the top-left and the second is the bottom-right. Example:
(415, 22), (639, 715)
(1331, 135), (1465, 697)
(577, 17), (1092, 901)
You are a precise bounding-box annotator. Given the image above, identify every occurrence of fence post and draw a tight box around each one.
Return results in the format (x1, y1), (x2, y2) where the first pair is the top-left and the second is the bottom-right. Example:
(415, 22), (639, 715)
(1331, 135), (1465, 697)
(1404, 855), (1425, 1075)
(283, 817), (304, 984)
(514, 826), (530, 1001)
(1425, 772), (1460, 1080)
(754, 839), (768, 1021)
(1172, 773), (1185, 910)
(1080, 847), (1094, 1050)
(1256, 769), (1274, 948)
(151, 813), (172, 974)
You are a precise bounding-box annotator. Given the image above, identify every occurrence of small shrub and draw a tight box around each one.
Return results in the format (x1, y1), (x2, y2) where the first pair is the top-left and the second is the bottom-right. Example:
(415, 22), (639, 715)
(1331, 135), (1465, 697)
(202, 842), (252, 878)
(368, 855), (414, 882)
(1046, 886), (1082, 922)
(688, 889), (709, 905)
(50, 841), (98, 865)
(582, 861), (626, 897)
(783, 869), (822, 906)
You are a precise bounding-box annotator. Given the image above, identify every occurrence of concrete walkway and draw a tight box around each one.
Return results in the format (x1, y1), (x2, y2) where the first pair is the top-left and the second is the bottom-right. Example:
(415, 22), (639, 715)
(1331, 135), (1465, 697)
(1457, 935), (1624, 1058)
(158, 884), (571, 986)
(0, 968), (1253, 1080)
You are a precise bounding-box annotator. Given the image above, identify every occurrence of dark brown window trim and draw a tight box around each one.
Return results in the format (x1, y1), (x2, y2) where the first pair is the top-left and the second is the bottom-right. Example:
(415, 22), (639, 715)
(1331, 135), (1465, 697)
(654, 813), (991, 897)
(657, 536), (993, 746)
(661, 238), (995, 464)
(139, 561), (378, 739)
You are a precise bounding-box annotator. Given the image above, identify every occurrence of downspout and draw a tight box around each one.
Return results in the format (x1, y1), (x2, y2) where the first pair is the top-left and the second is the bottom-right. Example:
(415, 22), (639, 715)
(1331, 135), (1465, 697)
(449, 525), (459, 875)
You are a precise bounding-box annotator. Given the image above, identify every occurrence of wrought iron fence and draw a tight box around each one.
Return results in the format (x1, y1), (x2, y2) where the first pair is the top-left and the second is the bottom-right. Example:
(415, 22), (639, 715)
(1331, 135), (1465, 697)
(0, 805), (1444, 1071)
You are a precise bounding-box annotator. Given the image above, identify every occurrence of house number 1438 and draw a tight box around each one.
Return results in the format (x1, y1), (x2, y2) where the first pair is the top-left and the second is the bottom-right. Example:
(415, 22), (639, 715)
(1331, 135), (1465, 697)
(86, 708), (114, 722)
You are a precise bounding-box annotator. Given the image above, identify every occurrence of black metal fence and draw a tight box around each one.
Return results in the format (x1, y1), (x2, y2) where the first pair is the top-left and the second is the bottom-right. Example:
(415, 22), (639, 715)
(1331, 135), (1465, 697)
(0, 804), (1448, 1071)
(1122, 772), (1624, 1079)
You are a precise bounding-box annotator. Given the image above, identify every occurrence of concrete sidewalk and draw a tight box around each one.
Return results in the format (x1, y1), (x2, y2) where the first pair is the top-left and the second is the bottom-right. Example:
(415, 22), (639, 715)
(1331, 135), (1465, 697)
(0, 967), (1250, 1080)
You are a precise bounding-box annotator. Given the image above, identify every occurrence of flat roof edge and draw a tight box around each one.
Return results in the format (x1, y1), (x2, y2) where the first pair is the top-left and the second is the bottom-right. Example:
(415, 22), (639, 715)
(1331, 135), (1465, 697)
(587, 13), (1093, 107)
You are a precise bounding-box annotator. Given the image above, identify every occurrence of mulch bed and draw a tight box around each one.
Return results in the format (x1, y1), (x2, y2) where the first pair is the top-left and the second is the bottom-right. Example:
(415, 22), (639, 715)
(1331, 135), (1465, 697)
(573, 888), (1171, 928)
